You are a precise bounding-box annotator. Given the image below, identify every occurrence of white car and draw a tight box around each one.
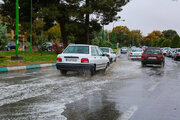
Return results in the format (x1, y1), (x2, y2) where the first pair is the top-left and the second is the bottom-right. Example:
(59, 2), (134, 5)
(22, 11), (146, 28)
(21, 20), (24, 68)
(100, 47), (117, 63)
(128, 48), (143, 60)
(121, 47), (128, 54)
(173, 48), (180, 60)
(162, 47), (170, 56)
(56, 44), (110, 75)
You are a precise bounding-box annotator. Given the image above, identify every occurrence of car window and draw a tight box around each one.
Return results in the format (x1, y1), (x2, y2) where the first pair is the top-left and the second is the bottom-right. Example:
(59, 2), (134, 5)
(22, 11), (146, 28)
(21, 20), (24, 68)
(91, 47), (98, 56)
(100, 48), (109, 53)
(144, 49), (161, 55)
(96, 47), (103, 56)
(178, 49), (180, 52)
(122, 47), (127, 49)
(63, 46), (89, 54)
(132, 49), (143, 52)
(110, 49), (114, 54)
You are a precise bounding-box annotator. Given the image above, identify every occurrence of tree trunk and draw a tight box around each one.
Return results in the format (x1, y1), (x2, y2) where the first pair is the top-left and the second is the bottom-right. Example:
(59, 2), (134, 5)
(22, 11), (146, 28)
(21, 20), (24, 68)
(85, 0), (90, 44)
(59, 17), (68, 48)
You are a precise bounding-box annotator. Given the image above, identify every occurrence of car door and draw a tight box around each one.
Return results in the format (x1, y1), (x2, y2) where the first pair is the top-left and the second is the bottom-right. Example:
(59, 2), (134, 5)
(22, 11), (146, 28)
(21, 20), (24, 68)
(110, 48), (116, 61)
(91, 47), (101, 70)
(95, 47), (107, 69)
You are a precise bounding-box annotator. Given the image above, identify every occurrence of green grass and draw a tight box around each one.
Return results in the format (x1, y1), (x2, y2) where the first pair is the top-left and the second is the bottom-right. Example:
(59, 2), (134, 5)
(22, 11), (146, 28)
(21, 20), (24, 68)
(0, 51), (57, 67)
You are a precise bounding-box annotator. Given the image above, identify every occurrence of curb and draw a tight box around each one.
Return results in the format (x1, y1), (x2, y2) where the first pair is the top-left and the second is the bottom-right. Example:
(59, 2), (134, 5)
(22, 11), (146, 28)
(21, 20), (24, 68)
(0, 63), (56, 73)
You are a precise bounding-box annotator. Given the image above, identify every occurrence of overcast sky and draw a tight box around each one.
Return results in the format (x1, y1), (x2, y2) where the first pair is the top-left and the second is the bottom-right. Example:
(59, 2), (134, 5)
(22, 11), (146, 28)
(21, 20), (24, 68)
(0, 0), (180, 36)
(105, 0), (180, 36)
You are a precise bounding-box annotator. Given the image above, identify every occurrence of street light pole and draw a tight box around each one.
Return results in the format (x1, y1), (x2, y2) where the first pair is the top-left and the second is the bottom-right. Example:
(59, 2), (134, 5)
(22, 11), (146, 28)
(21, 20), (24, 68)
(15, 0), (19, 57)
(30, 0), (32, 52)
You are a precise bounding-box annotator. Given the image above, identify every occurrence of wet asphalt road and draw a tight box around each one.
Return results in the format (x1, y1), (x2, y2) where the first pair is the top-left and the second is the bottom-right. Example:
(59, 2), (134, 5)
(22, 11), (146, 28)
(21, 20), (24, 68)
(0, 55), (180, 120)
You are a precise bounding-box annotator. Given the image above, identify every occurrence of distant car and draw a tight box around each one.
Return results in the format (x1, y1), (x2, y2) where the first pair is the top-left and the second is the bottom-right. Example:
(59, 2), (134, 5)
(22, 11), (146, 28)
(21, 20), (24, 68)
(141, 47), (165, 67)
(142, 46), (148, 50)
(121, 47), (128, 54)
(166, 48), (175, 57)
(43, 42), (53, 51)
(5, 42), (16, 51)
(56, 44), (110, 75)
(162, 47), (170, 56)
(171, 48), (177, 58)
(173, 48), (180, 60)
(38, 42), (53, 51)
(129, 48), (143, 60)
(100, 47), (117, 63)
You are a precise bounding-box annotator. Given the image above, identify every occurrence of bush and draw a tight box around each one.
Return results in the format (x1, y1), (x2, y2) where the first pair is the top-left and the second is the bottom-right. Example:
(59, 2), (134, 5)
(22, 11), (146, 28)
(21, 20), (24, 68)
(52, 43), (64, 54)
(37, 33), (48, 55)
(103, 40), (113, 47)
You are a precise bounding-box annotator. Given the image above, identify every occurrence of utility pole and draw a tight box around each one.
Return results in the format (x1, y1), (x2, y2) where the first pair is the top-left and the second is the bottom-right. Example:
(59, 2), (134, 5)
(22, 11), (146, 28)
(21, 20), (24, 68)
(15, 0), (19, 57)
(30, 0), (32, 52)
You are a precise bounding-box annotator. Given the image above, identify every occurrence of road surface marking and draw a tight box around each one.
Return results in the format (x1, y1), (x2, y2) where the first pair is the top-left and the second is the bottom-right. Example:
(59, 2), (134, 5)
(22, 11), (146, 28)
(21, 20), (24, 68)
(148, 82), (160, 92)
(117, 105), (138, 120)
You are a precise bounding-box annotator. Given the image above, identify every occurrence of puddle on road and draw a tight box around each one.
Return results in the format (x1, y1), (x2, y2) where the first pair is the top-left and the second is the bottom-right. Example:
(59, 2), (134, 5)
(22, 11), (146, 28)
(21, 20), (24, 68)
(63, 91), (121, 120)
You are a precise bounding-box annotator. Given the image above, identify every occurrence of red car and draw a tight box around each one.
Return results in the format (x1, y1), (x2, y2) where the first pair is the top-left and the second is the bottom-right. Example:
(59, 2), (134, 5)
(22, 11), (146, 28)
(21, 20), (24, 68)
(141, 47), (165, 67)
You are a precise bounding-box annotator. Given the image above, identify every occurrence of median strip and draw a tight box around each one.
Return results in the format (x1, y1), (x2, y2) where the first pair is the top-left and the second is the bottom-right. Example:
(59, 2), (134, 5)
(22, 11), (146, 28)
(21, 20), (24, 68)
(0, 63), (56, 73)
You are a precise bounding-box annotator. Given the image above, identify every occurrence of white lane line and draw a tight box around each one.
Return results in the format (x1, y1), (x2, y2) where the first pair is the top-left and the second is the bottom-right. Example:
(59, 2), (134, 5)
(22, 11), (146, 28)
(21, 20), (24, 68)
(117, 105), (138, 120)
(148, 82), (160, 92)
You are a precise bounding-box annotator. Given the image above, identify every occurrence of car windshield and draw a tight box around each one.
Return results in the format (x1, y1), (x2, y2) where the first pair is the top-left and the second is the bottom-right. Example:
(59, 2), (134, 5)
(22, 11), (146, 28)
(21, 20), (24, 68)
(63, 46), (89, 54)
(144, 49), (161, 55)
(122, 47), (127, 49)
(132, 49), (143, 52)
(100, 48), (109, 53)
(9, 43), (15, 46)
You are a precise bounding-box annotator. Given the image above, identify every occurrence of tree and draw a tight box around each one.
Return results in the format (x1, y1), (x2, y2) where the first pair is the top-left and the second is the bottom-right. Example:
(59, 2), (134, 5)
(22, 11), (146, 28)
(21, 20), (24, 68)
(91, 30), (112, 47)
(156, 37), (166, 47)
(0, 19), (10, 50)
(130, 30), (143, 47)
(171, 35), (180, 48)
(161, 39), (171, 47)
(33, 18), (46, 36)
(143, 31), (164, 46)
(162, 30), (178, 40)
(81, 0), (130, 44)
(0, 0), (130, 47)
(45, 24), (61, 41)
(151, 39), (158, 47)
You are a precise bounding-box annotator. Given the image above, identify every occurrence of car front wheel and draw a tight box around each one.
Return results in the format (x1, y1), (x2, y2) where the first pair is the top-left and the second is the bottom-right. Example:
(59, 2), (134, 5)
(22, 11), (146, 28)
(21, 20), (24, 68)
(141, 62), (146, 67)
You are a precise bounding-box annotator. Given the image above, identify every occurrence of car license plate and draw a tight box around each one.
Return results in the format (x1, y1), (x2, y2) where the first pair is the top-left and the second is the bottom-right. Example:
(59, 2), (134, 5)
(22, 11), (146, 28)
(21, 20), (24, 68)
(148, 57), (157, 59)
(66, 58), (77, 62)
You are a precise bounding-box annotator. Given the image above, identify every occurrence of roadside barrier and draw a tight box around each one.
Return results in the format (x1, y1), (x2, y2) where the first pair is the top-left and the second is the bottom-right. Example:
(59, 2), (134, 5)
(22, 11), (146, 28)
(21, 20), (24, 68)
(0, 63), (56, 73)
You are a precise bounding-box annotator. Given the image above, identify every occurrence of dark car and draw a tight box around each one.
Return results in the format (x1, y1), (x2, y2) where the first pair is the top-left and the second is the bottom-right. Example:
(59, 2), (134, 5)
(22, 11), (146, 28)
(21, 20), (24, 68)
(5, 42), (16, 51)
(141, 47), (165, 67)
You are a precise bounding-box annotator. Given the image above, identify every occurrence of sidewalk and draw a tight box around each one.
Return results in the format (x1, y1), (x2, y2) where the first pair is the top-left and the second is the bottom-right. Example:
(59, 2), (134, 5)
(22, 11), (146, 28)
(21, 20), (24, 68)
(0, 63), (56, 73)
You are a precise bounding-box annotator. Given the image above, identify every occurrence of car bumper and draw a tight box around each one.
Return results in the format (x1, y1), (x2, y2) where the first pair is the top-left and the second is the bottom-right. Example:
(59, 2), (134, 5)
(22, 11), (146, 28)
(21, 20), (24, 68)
(129, 56), (141, 60)
(56, 63), (94, 71)
(141, 60), (164, 64)
(121, 51), (127, 54)
(175, 56), (180, 59)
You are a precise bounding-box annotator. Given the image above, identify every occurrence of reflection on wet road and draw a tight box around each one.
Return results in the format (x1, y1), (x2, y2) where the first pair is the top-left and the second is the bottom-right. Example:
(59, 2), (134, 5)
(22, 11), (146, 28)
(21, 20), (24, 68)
(0, 55), (180, 120)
